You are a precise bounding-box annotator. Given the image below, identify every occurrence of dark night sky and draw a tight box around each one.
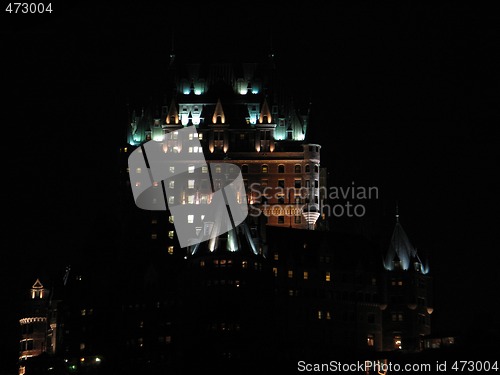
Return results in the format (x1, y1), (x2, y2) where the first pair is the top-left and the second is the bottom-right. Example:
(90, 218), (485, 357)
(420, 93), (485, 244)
(1, 1), (499, 369)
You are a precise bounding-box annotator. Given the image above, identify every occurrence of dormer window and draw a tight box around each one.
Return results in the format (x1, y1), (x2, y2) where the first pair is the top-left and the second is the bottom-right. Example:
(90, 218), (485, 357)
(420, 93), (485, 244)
(30, 279), (45, 299)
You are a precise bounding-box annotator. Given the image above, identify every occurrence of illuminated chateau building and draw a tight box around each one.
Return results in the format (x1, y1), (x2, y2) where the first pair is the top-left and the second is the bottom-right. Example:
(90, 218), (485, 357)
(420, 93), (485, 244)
(17, 52), (434, 374)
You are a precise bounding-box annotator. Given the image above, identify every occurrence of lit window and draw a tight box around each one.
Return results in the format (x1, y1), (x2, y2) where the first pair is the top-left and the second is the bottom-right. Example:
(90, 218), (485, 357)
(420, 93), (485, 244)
(242, 261), (248, 269)
(188, 165), (195, 173)
(80, 343), (85, 351)
(215, 165), (222, 173)
(169, 180), (175, 189)
(326, 311), (331, 320)
(261, 165), (268, 173)
(391, 313), (404, 321)
(168, 231), (174, 239)
(169, 166), (175, 173)
(187, 215), (194, 223)
(325, 272), (331, 282)
(169, 215), (174, 223)
(394, 336), (402, 350)
(168, 246), (174, 254)
(202, 166), (208, 173)
(273, 253), (279, 261)
(272, 267), (278, 277)
(367, 334), (374, 347)
(288, 270), (293, 278)
(151, 233), (157, 240)
(136, 167), (141, 174)
(198, 133), (203, 140)
(318, 311), (322, 320)
(200, 260), (205, 267)
(188, 180), (195, 189)
(168, 196), (175, 204)
(303, 271), (308, 280)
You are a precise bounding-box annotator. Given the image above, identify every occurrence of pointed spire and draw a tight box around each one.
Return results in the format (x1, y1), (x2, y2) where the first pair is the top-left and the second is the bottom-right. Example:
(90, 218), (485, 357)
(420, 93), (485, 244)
(259, 98), (272, 124)
(169, 27), (176, 67)
(383, 210), (417, 271)
(212, 98), (226, 124)
(165, 97), (179, 125)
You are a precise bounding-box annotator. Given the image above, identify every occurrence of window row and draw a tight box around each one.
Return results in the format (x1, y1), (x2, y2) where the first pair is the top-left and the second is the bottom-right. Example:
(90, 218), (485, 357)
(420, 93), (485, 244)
(199, 259), (262, 270)
(273, 268), (332, 281)
(246, 164), (320, 174)
(132, 163), (320, 176)
(278, 288), (380, 303)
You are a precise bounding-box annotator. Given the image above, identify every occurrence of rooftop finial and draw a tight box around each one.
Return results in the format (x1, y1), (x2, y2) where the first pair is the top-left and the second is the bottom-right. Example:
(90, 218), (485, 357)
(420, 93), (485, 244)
(169, 27), (176, 66)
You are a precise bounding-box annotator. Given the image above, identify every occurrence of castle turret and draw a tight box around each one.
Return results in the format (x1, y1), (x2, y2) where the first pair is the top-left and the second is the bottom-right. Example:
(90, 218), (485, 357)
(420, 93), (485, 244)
(19, 279), (50, 363)
(381, 211), (433, 352)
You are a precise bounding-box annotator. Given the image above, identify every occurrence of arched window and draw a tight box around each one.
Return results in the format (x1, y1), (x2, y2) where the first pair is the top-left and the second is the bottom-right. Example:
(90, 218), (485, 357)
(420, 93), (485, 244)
(261, 165), (268, 173)
(278, 164), (285, 173)
(294, 164), (301, 173)
(314, 164), (319, 173)
(241, 164), (249, 174)
(305, 165), (310, 173)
